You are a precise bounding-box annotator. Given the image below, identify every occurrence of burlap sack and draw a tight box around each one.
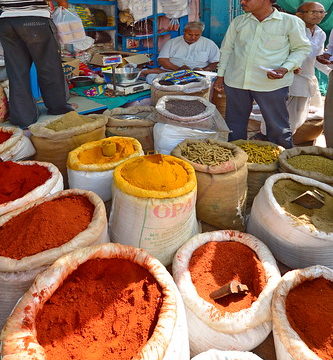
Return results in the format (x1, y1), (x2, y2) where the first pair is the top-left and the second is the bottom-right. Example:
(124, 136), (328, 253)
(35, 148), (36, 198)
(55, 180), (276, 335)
(293, 118), (324, 145)
(172, 139), (248, 230)
(104, 106), (155, 152)
(30, 114), (107, 184)
(233, 140), (284, 211)
(279, 146), (333, 185)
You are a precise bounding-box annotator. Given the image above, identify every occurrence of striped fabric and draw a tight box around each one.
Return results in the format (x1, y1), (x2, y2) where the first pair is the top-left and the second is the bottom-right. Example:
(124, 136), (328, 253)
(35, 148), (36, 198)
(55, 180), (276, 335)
(0, 0), (48, 11)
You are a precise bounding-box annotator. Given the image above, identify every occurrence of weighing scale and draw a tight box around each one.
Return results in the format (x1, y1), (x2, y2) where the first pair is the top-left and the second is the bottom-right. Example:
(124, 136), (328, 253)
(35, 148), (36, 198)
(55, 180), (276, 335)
(106, 80), (150, 95)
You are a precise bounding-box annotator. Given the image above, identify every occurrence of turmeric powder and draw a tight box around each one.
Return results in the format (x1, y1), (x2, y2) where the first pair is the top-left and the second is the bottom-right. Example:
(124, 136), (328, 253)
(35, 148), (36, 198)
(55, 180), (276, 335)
(120, 154), (189, 191)
(78, 138), (136, 165)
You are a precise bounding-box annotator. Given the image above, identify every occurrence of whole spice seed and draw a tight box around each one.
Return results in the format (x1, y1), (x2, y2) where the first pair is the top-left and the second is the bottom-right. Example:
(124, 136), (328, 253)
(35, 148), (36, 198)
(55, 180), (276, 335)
(236, 142), (280, 164)
(165, 99), (207, 117)
(286, 277), (333, 360)
(0, 130), (11, 144)
(180, 142), (234, 166)
(286, 154), (333, 177)
(35, 258), (164, 360)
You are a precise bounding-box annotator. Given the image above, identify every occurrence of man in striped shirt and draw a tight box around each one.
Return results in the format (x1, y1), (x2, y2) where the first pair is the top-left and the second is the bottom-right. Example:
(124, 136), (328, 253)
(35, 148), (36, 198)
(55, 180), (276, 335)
(0, 0), (73, 128)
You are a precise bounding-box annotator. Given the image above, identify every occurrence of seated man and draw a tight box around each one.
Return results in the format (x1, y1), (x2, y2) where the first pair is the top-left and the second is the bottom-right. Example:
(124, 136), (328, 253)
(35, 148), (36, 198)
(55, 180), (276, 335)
(158, 21), (220, 72)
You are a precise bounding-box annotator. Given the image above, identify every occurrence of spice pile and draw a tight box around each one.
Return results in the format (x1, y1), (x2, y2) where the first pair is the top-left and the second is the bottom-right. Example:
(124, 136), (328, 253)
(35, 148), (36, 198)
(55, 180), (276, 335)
(236, 142), (280, 164)
(36, 258), (163, 360)
(286, 277), (333, 360)
(0, 161), (51, 205)
(0, 195), (94, 259)
(46, 111), (91, 131)
(0, 130), (11, 144)
(287, 154), (333, 176)
(165, 99), (206, 117)
(189, 241), (266, 314)
(120, 154), (189, 192)
(180, 142), (234, 166)
(273, 179), (333, 233)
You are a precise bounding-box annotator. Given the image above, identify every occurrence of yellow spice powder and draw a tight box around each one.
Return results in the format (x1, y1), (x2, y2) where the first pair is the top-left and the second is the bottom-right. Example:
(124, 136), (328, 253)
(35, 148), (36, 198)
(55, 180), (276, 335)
(121, 154), (189, 191)
(78, 138), (136, 164)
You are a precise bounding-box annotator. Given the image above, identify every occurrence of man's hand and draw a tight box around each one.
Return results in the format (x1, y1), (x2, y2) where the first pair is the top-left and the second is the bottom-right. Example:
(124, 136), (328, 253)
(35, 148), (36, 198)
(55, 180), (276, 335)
(267, 67), (288, 80)
(179, 65), (191, 70)
(293, 67), (301, 74)
(316, 53), (332, 65)
(214, 76), (224, 92)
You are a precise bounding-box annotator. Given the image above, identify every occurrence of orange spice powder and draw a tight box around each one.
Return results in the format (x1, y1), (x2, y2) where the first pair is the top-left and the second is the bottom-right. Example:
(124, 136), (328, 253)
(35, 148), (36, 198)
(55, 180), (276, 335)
(286, 277), (333, 360)
(35, 258), (164, 360)
(189, 241), (266, 314)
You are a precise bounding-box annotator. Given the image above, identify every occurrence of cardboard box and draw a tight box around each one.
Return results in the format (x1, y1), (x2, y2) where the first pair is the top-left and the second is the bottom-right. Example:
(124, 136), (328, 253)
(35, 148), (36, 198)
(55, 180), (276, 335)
(90, 51), (150, 67)
(62, 59), (80, 80)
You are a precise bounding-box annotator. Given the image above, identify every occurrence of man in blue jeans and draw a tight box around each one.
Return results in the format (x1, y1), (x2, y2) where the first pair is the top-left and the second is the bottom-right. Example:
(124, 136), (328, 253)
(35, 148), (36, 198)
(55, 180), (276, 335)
(214, 0), (311, 148)
(0, 0), (73, 128)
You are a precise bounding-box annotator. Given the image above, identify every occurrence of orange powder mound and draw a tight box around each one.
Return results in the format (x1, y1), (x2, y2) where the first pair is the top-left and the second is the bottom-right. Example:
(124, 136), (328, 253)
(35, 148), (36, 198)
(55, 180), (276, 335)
(189, 241), (266, 314)
(286, 277), (333, 360)
(35, 258), (164, 360)
(0, 195), (94, 259)
(120, 154), (189, 191)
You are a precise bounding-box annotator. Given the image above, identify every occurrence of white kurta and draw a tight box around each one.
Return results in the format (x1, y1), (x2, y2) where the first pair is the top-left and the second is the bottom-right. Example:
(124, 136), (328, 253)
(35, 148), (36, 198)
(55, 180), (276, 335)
(158, 36), (220, 69)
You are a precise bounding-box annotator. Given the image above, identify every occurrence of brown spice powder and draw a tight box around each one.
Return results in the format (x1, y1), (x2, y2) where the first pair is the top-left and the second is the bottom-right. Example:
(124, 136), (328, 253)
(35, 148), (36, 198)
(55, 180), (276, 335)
(189, 241), (266, 314)
(286, 277), (333, 360)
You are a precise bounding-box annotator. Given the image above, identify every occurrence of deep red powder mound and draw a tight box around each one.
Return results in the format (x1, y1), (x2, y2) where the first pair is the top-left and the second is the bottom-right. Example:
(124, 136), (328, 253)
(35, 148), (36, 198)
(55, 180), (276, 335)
(0, 161), (52, 205)
(0, 130), (11, 144)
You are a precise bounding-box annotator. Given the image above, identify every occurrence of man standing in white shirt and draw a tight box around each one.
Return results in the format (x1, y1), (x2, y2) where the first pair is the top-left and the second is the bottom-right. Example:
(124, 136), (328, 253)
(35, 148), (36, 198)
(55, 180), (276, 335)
(317, 28), (333, 148)
(158, 21), (220, 72)
(288, 2), (328, 134)
(214, 0), (311, 148)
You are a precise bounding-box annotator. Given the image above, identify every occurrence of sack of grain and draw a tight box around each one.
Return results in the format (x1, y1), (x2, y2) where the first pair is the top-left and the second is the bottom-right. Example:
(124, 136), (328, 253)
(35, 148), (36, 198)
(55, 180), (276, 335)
(109, 154), (199, 266)
(0, 126), (35, 161)
(192, 349), (263, 360)
(0, 160), (63, 216)
(151, 73), (210, 105)
(1, 243), (190, 360)
(29, 112), (107, 183)
(155, 95), (227, 132)
(247, 173), (333, 269)
(104, 106), (155, 152)
(154, 123), (229, 155)
(0, 189), (108, 329)
(171, 140), (248, 230)
(279, 146), (333, 186)
(172, 230), (281, 356)
(293, 118), (324, 145)
(272, 265), (333, 360)
(232, 140), (283, 210)
(67, 137), (144, 201)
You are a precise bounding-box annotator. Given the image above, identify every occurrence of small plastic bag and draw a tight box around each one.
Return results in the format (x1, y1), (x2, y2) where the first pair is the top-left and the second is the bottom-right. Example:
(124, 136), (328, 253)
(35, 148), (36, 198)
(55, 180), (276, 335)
(52, 7), (86, 44)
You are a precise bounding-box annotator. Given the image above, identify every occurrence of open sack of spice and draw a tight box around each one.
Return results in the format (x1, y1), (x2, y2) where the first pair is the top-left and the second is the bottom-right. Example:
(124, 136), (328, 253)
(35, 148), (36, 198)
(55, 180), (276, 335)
(272, 265), (333, 360)
(1, 243), (190, 360)
(0, 189), (108, 330)
(247, 173), (333, 269)
(0, 126), (35, 161)
(172, 230), (281, 356)
(109, 154), (199, 266)
(29, 112), (107, 184)
(67, 137), (144, 202)
(104, 106), (156, 152)
(232, 140), (284, 211)
(279, 145), (333, 186)
(155, 95), (228, 132)
(192, 349), (263, 360)
(0, 160), (63, 217)
(171, 139), (248, 231)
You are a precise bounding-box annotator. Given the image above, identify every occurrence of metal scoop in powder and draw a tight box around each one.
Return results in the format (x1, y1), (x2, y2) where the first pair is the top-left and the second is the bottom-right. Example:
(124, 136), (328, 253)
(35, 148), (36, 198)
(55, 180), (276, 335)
(291, 190), (325, 209)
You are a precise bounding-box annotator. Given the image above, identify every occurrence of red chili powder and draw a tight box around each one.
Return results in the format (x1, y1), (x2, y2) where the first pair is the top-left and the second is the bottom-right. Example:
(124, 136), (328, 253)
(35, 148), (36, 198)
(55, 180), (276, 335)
(189, 241), (266, 314)
(0, 195), (94, 259)
(0, 130), (11, 144)
(0, 161), (51, 205)
(286, 277), (333, 360)
(35, 258), (164, 360)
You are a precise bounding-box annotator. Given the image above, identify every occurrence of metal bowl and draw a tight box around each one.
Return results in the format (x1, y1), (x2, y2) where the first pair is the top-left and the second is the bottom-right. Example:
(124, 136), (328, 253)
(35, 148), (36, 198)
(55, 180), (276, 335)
(114, 67), (141, 85)
(70, 76), (94, 87)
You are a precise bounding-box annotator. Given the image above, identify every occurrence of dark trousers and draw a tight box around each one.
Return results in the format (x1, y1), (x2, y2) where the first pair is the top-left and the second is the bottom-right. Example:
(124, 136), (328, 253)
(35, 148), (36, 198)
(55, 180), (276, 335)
(0, 16), (69, 128)
(224, 84), (293, 149)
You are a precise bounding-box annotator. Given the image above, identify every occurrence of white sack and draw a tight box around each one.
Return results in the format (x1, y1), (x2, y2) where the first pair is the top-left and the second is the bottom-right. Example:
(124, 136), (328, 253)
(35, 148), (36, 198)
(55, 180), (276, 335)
(192, 349), (263, 360)
(0, 127), (35, 161)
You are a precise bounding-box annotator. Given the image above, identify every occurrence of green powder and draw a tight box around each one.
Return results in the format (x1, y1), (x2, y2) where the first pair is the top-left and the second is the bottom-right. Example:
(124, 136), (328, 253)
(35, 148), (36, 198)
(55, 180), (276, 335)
(273, 179), (333, 233)
(46, 111), (91, 132)
(287, 155), (333, 177)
